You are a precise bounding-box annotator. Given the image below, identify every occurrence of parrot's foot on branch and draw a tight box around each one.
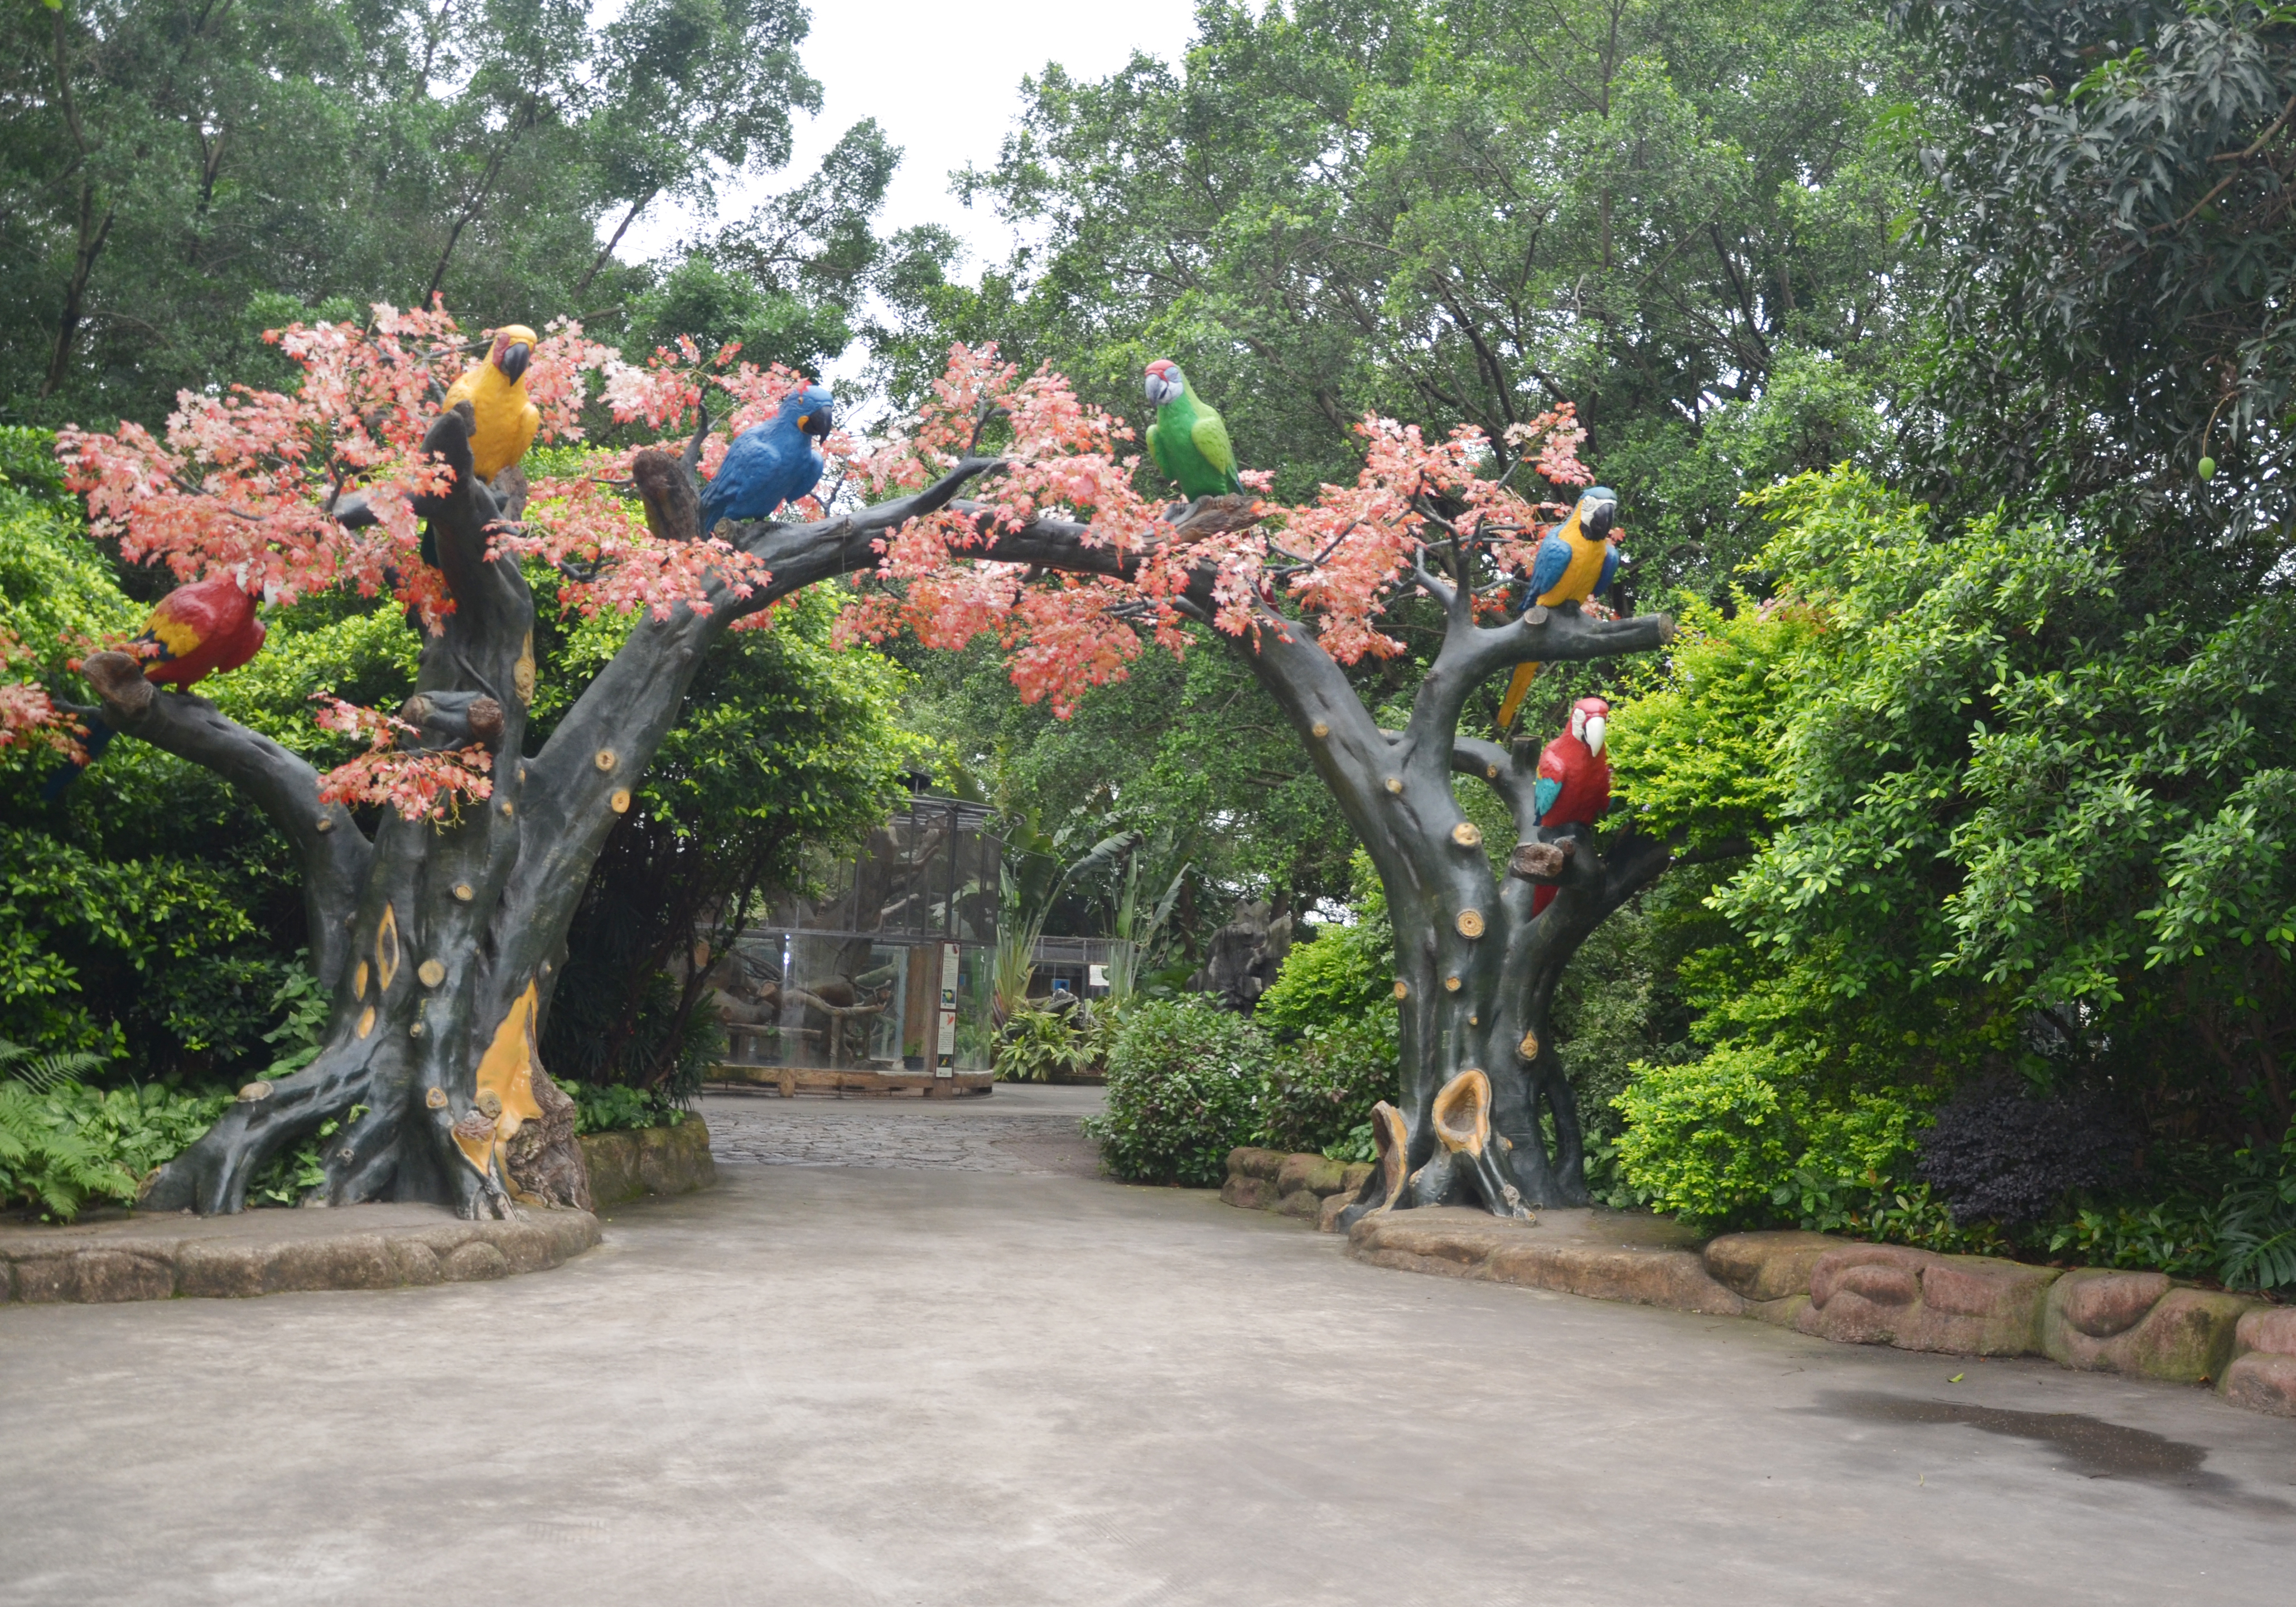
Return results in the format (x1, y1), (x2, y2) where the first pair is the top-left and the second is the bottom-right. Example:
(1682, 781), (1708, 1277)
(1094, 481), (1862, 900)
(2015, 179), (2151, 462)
(1166, 494), (1264, 536)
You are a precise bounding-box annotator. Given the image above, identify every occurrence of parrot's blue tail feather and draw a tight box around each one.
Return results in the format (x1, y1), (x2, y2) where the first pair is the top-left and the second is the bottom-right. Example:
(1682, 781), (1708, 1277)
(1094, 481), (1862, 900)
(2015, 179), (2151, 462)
(40, 719), (114, 801)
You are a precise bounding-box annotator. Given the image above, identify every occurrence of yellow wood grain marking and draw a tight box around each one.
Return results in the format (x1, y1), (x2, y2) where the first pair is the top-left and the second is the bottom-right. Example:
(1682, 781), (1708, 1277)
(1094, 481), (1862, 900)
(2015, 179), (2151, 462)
(356, 1005), (375, 1040)
(452, 981), (547, 1174)
(375, 905), (401, 992)
(354, 961), (369, 999)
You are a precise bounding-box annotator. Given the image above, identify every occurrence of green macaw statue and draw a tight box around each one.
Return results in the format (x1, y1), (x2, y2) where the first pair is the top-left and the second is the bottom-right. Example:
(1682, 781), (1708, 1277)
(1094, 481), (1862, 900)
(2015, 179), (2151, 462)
(1143, 359), (1244, 500)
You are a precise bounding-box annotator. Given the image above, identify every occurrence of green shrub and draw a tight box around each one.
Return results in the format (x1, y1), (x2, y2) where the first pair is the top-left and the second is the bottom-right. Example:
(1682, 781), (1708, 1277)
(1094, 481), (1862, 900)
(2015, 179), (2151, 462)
(1611, 1045), (1798, 1223)
(1257, 853), (1394, 1041)
(1256, 928), (1387, 1037)
(1084, 997), (1270, 1186)
(993, 1004), (1092, 1082)
(558, 1079), (686, 1135)
(1257, 1005), (1396, 1156)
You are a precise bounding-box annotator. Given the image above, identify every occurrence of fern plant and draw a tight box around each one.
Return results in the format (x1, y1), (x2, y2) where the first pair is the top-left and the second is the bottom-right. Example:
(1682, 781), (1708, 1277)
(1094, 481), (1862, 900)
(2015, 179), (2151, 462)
(0, 1039), (104, 1095)
(0, 1079), (136, 1220)
(0, 1043), (233, 1220)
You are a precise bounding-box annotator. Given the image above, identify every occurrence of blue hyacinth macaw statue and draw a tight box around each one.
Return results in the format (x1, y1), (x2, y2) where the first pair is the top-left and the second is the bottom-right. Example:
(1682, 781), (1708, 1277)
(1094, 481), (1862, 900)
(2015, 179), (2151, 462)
(698, 383), (836, 534)
(1494, 485), (1620, 734)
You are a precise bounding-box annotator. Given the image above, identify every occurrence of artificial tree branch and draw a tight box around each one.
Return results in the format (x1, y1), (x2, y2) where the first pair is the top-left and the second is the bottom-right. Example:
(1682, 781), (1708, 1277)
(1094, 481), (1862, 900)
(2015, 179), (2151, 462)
(1411, 547), (1461, 615)
(1451, 733), (1543, 834)
(714, 455), (1010, 589)
(77, 655), (370, 990)
(1456, 601), (1673, 687)
(680, 402), (712, 484)
(410, 407), (519, 626)
(631, 449), (700, 544)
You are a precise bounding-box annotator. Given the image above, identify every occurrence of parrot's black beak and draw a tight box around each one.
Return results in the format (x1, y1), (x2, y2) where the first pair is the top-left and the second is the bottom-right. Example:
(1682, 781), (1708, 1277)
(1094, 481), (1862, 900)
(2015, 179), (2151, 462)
(800, 403), (833, 441)
(497, 341), (532, 383)
(1583, 495), (1617, 539)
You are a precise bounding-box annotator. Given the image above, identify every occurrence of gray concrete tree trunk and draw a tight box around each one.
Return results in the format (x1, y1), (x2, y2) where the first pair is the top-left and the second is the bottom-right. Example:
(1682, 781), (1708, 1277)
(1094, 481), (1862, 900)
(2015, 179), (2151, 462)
(1190, 552), (1674, 1221)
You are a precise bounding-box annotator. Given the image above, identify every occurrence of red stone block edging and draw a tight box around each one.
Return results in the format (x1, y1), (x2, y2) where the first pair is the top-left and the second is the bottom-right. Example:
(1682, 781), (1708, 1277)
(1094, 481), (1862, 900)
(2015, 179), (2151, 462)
(1220, 1147), (2296, 1419)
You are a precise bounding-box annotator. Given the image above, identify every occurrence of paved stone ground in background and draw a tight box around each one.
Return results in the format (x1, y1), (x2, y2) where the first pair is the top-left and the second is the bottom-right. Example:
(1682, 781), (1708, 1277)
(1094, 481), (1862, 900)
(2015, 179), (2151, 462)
(698, 1085), (1106, 1176)
(4, 1089), (2294, 1606)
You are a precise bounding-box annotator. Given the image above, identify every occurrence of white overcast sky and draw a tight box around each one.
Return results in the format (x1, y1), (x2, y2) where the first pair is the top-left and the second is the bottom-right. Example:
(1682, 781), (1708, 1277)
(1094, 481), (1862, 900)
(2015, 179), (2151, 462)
(620, 1), (1204, 278)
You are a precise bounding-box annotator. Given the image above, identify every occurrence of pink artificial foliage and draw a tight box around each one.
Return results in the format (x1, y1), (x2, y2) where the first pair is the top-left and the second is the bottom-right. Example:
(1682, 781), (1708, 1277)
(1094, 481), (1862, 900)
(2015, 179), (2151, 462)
(311, 697), (494, 824)
(0, 629), (84, 761)
(841, 349), (1596, 707)
(49, 315), (1599, 801)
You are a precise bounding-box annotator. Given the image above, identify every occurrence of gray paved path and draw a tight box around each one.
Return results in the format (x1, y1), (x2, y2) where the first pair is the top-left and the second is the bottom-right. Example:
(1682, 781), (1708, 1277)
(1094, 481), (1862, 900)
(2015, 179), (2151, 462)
(700, 1087), (1106, 1175)
(3, 1098), (2293, 1606)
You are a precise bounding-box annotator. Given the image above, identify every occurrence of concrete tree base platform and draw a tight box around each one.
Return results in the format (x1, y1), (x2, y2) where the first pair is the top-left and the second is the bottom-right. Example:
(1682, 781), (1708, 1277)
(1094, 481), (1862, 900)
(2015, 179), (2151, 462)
(0, 1201), (600, 1305)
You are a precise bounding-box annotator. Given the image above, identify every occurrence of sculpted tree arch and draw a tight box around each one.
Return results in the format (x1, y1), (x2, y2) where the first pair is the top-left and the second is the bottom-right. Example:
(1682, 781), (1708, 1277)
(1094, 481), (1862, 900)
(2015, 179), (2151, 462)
(50, 310), (1673, 1218)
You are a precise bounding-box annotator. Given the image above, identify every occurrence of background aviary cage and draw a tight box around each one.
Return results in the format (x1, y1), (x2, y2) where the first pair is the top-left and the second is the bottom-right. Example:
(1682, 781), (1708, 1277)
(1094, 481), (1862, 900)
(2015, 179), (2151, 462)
(719, 793), (1001, 1084)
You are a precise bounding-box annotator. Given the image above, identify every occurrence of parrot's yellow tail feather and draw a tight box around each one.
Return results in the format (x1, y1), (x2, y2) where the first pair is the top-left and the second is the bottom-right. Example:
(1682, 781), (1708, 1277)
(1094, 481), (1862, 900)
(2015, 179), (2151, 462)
(1496, 660), (1541, 735)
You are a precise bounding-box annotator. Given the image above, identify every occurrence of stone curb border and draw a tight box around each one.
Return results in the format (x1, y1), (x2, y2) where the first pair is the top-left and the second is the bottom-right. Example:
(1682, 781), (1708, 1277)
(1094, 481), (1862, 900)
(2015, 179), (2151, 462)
(0, 1209), (600, 1305)
(0, 1112), (721, 1307)
(580, 1117), (716, 1207)
(1223, 1147), (2296, 1420)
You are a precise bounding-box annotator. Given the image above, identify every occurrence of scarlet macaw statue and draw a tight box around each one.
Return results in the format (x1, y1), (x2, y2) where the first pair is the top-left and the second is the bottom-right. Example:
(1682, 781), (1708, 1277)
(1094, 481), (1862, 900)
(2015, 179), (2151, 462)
(45, 574), (265, 795)
(1528, 695), (1611, 915)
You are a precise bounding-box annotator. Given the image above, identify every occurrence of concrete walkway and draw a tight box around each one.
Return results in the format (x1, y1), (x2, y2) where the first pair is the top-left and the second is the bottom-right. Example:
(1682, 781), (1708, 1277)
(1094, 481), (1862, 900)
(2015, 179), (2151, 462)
(3, 1097), (2292, 1605)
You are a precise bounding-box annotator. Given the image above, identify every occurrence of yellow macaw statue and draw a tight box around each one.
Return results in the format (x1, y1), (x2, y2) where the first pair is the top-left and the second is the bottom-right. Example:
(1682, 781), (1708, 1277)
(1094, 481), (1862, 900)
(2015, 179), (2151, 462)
(443, 324), (541, 482)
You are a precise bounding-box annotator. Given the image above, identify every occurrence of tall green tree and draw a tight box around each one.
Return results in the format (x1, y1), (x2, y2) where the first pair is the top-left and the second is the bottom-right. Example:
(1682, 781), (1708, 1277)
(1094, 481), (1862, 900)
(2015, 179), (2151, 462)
(1896, 0), (2296, 573)
(2, 0), (826, 426)
(892, 0), (1917, 592)
(872, 0), (1918, 955)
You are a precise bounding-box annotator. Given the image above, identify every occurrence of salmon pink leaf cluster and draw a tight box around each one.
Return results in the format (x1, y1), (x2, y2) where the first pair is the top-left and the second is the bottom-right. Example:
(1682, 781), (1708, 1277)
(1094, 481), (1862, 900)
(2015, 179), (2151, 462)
(311, 696), (494, 824)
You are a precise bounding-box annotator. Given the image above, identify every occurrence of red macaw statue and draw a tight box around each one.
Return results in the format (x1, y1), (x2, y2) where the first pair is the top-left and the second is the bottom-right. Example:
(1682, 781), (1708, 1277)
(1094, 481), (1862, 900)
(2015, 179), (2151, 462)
(1530, 695), (1610, 915)
(45, 575), (265, 795)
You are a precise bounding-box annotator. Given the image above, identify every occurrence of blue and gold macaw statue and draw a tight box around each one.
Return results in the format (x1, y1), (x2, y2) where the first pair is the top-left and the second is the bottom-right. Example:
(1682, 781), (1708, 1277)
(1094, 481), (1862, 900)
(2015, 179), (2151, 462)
(1494, 485), (1620, 734)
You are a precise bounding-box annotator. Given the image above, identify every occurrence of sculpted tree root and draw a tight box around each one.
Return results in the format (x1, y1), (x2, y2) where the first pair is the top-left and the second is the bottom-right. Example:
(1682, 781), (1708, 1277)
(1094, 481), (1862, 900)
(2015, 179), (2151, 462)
(1340, 1070), (1533, 1228)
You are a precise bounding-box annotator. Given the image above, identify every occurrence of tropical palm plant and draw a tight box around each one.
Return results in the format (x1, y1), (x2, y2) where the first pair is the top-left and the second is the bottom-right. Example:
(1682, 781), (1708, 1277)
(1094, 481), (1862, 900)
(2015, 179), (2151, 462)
(1103, 828), (1193, 1004)
(992, 817), (1140, 1021)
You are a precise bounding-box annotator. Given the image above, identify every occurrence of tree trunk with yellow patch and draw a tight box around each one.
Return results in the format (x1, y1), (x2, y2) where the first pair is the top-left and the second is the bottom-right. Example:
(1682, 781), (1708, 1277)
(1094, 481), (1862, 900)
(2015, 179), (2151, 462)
(1202, 551), (1676, 1220)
